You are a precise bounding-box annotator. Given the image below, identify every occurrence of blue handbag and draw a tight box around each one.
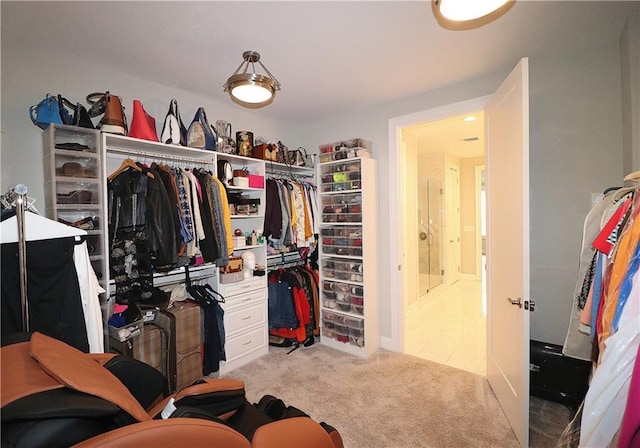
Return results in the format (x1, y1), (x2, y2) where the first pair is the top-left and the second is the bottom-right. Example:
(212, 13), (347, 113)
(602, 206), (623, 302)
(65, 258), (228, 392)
(186, 107), (217, 151)
(29, 94), (71, 129)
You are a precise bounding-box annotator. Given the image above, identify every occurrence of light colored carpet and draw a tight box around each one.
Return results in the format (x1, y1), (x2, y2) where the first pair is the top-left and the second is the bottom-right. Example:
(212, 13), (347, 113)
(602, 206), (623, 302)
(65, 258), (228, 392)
(223, 344), (521, 448)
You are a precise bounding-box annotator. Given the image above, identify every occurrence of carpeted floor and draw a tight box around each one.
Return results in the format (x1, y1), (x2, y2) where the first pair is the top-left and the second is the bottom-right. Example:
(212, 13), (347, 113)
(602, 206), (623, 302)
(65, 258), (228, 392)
(224, 344), (528, 448)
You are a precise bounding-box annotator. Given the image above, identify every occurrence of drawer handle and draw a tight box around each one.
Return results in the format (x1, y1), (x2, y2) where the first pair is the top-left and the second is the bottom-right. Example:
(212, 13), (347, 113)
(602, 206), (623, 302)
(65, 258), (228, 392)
(241, 315), (252, 320)
(242, 340), (252, 346)
(242, 297), (252, 302)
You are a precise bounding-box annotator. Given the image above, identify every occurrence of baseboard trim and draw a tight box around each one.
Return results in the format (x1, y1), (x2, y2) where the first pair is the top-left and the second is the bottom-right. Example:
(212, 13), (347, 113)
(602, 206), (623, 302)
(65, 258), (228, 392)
(380, 336), (398, 352)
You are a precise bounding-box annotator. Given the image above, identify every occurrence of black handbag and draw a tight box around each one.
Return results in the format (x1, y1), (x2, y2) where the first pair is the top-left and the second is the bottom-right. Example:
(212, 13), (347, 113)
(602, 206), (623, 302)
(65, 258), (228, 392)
(58, 95), (95, 129)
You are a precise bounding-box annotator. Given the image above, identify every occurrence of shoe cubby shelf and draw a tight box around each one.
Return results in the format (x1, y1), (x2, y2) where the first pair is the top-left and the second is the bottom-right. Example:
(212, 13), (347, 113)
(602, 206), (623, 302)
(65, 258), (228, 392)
(318, 154), (378, 358)
(42, 124), (107, 296)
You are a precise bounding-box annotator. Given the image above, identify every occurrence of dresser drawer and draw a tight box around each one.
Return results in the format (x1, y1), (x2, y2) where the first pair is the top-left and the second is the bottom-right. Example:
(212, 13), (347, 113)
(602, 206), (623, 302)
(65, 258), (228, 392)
(225, 326), (267, 361)
(225, 302), (266, 336)
(225, 288), (266, 309)
(218, 276), (265, 297)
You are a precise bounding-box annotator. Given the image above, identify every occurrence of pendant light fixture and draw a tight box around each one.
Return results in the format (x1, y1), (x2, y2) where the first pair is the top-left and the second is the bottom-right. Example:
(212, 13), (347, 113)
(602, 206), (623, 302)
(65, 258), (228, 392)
(223, 51), (281, 109)
(432, 0), (514, 30)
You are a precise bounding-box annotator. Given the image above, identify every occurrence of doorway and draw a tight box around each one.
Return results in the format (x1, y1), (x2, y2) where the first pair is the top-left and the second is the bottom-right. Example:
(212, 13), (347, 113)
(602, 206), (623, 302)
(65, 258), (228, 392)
(400, 110), (486, 375)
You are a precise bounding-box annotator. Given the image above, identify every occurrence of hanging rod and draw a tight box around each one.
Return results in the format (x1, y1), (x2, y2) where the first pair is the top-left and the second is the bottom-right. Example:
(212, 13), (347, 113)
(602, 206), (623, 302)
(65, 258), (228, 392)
(106, 147), (214, 166)
(266, 170), (315, 180)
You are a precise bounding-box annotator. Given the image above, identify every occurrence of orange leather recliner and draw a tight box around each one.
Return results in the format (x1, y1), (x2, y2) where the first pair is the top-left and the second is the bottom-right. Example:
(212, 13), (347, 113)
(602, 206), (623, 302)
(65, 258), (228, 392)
(1, 332), (343, 448)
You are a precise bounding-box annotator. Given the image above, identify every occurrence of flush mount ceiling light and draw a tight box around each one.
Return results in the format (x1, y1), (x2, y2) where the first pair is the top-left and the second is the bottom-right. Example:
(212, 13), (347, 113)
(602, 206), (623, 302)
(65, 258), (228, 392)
(223, 51), (281, 109)
(432, 0), (514, 30)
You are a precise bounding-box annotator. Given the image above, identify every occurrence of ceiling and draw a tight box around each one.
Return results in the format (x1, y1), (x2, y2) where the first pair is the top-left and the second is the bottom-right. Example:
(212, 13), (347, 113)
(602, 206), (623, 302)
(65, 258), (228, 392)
(404, 111), (485, 159)
(3, 1), (638, 129)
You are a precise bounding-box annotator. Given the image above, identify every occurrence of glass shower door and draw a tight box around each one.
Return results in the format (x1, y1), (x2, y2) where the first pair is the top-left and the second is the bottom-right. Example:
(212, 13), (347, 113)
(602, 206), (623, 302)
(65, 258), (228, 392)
(418, 177), (444, 295)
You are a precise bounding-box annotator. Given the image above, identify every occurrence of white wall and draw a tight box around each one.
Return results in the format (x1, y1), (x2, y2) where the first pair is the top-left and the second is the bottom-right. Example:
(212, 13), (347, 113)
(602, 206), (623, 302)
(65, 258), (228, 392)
(620, 9), (640, 174)
(528, 44), (625, 344)
(1, 44), (292, 208)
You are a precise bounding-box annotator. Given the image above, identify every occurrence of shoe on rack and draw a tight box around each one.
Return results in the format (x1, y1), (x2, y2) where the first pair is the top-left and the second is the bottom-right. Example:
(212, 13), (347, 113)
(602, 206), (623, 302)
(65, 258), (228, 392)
(56, 190), (93, 204)
(129, 100), (159, 142)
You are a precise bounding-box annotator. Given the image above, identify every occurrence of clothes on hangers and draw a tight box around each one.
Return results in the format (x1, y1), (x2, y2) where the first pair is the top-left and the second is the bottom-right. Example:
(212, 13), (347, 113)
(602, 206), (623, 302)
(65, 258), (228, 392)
(73, 239), (106, 353)
(267, 263), (320, 344)
(263, 178), (318, 254)
(181, 266), (226, 376)
(563, 188), (636, 360)
(561, 183), (640, 446)
(107, 160), (233, 304)
(1, 237), (90, 353)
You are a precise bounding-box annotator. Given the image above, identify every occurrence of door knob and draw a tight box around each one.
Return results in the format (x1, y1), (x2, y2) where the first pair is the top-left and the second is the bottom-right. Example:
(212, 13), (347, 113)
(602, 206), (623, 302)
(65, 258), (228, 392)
(507, 297), (522, 308)
(419, 232), (427, 241)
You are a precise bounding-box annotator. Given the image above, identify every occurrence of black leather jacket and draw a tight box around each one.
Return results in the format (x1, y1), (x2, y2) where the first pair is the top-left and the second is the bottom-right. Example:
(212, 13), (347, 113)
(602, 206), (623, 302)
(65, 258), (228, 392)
(108, 167), (177, 271)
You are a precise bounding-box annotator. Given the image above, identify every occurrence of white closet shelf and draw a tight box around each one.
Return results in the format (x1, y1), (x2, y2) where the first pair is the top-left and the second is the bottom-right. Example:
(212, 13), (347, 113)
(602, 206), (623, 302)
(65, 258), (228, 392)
(104, 134), (215, 162)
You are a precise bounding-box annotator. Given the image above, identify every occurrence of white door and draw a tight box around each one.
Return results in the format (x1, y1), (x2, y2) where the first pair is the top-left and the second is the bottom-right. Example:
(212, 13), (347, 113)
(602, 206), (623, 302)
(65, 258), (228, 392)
(485, 58), (530, 447)
(446, 163), (460, 285)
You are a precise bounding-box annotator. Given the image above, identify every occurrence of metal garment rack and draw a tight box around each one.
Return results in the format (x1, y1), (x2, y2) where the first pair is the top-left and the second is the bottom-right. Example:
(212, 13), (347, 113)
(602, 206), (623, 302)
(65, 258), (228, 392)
(264, 159), (315, 180)
(1, 185), (31, 331)
(266, 251), (307, 271)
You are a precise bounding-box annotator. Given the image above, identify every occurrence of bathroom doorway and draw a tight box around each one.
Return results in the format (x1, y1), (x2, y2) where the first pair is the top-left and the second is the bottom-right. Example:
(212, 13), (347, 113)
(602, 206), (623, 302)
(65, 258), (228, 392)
(402, 111), (487, 375)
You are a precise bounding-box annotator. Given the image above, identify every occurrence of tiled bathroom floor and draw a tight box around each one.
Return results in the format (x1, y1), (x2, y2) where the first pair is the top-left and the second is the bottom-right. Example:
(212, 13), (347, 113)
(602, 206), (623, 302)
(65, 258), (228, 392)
(405, 277), (487, 375)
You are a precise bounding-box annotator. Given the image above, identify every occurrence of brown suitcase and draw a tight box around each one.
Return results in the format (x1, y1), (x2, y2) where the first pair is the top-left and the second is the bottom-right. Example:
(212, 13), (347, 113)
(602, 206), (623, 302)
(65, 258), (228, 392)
(109, 308), (177, 393)
(165, 301), (202, 390)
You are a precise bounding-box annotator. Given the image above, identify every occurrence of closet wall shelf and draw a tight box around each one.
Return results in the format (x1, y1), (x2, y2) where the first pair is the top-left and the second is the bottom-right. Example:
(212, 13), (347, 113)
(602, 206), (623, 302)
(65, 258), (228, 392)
(103, 134), (215, 162)
(228, 186), (263, 192)
(230, 214), (264, 219)
(233, 244), (263, 251)
(55, 204), (102, 210)
(320, 189), (363, 196)
(54, 149), (99, 159)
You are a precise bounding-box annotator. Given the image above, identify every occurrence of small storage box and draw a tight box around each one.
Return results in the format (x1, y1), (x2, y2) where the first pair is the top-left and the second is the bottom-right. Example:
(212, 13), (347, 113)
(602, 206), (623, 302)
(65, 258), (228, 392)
(233, 236), (246, 248)
(248, 174), (264, 189)
(233, 177), (249, 188)
(220, 271), (244, 284)
(109, 318), (143, 342)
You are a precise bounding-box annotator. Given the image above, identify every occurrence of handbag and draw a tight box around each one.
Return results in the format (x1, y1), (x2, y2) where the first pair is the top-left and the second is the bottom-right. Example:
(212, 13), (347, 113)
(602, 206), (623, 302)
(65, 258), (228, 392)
(276, 141), (288, 164)
(187, 107), (217, 151)
(287, 146), (314, 167)
(29, 94), (68, 129)
(215, 120), (235, 154)
(264, 143), (279, 162)
(161, 99), (188, 146)
(58, 95), (95, 129)
(129, 100), (159, 142)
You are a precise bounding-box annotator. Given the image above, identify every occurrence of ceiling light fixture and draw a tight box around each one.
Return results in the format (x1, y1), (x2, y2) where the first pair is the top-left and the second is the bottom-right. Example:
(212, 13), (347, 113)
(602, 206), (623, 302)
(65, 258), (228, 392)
(432, 0), (514, 30)
(224, 51), (281, 109)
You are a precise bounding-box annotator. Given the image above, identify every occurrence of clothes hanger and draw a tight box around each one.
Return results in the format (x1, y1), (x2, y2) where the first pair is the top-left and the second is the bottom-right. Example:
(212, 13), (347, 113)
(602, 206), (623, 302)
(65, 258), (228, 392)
(108, 158), (154, 181)
(182, 265), (204, 303)
(199, 283), (225, 303)
(1, 211), (87, 244)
